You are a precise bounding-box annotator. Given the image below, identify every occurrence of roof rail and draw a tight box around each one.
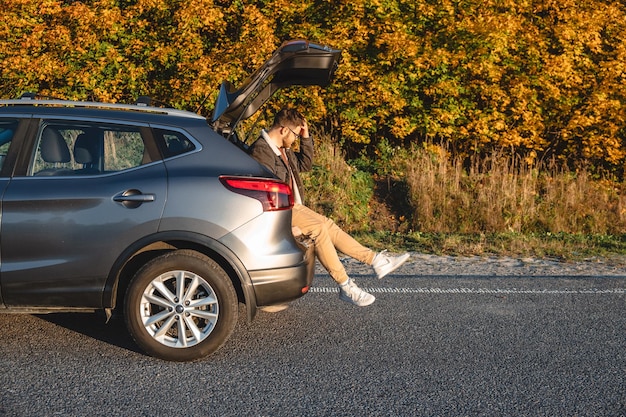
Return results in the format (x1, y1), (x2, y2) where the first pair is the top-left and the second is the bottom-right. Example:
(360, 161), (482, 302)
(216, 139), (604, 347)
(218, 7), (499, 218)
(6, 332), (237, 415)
(0, 95), (205, 120)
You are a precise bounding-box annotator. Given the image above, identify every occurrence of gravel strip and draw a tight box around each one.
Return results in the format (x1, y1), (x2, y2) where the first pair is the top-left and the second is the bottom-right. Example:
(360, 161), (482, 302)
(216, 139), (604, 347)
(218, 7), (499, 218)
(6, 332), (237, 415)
(330, 253), (626, 277)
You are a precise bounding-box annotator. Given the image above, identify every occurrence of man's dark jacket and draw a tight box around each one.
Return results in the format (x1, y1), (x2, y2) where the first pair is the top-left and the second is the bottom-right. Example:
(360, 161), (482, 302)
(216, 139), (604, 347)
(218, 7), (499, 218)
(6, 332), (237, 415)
(248, 134), (314, 203)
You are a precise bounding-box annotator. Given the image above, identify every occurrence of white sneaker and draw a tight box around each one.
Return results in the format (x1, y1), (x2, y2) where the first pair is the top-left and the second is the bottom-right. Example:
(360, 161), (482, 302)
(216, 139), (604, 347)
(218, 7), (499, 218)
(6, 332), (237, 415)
(339, 279), (375, 306)
(372, 251), (410, 279)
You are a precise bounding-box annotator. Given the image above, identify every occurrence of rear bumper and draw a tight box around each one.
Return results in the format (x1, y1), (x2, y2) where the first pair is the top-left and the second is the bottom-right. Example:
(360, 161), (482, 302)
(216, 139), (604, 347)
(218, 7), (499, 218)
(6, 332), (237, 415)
(249, 237), (315, 306)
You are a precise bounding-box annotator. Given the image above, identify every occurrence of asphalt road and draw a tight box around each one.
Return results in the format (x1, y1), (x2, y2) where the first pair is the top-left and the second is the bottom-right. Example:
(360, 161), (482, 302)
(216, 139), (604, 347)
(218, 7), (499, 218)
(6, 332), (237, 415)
(1, 271), (624, 417)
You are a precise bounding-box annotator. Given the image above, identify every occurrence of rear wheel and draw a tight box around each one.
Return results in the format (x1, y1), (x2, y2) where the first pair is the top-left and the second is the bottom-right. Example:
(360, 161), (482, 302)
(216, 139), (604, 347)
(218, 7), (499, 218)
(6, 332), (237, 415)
(124, 249), (238, 361)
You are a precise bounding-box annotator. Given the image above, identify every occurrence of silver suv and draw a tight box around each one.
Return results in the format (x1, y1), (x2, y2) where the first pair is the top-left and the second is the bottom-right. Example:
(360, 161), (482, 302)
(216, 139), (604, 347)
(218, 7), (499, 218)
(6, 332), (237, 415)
(0, 40), (341, 361)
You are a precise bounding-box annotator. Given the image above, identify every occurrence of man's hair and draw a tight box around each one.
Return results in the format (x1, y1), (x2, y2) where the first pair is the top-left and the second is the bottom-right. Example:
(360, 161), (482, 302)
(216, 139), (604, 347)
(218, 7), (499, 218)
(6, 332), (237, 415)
(272, 107), (304, 128)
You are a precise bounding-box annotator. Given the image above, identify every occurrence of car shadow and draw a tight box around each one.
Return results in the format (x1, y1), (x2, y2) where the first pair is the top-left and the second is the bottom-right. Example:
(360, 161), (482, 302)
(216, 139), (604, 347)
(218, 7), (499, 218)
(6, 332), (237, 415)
(37, 312), (144, 355)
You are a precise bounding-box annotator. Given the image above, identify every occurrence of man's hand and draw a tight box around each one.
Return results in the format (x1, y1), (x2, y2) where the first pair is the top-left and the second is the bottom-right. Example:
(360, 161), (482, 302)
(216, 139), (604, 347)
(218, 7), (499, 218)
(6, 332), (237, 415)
(299, 119), (310, 139)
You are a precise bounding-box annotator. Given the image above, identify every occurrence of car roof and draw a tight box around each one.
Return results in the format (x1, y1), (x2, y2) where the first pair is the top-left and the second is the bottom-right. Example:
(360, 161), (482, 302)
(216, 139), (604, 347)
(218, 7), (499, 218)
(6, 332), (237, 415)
(0, 97), (207, 124)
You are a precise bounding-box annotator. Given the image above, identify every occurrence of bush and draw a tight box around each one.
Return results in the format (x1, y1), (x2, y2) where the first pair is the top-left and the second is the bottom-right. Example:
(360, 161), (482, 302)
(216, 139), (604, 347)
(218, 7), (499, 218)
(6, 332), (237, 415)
(301, 134), (373, 232)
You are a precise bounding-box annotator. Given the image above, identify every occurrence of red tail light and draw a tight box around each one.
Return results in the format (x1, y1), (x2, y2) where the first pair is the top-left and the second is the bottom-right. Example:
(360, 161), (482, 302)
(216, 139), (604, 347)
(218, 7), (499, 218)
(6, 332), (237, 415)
(220, 176), (294, 211)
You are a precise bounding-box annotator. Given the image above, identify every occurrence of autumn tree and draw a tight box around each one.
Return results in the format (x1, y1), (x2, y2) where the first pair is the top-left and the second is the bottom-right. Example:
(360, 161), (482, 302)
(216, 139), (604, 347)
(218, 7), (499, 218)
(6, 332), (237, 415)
(1, 0), (625, 174)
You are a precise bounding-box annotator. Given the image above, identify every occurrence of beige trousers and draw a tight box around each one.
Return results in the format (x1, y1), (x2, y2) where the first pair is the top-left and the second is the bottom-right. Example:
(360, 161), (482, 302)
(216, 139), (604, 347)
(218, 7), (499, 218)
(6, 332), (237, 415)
(292, 204), (376, 285)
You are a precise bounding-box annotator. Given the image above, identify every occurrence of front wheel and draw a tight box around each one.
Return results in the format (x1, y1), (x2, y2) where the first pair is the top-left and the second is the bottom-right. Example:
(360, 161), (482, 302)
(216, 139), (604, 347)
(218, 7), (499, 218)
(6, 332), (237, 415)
(124, 249), (238, 361)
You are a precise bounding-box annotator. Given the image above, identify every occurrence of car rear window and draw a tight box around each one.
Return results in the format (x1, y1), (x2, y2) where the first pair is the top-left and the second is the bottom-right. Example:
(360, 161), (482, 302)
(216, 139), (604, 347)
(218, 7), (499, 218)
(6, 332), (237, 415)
(154, 128), (196, 158)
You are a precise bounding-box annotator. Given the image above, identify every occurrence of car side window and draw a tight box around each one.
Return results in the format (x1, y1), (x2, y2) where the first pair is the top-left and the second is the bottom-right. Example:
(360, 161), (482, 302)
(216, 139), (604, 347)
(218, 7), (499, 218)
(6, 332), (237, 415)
(0, 119), (17, 173)
(102, 129), (147, 172)
(154, 128), (196, 158)
(30, 123), (154, 176)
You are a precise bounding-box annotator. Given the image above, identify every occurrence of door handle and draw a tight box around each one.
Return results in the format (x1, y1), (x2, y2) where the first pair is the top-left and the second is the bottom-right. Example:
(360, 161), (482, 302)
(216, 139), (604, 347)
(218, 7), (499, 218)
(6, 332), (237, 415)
(113, 190), (155, 208)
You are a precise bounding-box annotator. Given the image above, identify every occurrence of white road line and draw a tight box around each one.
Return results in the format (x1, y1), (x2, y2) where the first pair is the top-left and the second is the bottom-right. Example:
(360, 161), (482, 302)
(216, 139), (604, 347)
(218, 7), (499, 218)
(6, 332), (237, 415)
(309, 287), (626, 294)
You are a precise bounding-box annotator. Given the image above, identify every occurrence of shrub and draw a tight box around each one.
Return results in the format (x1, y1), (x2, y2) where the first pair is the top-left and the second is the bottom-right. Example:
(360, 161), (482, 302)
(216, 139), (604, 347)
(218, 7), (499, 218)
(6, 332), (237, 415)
(301, 133), (373, 232)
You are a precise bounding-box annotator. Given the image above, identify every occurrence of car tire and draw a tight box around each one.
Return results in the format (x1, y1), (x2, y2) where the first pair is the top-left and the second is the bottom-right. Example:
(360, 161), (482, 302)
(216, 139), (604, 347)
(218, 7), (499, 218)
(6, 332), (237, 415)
(124, 249), (238, 361)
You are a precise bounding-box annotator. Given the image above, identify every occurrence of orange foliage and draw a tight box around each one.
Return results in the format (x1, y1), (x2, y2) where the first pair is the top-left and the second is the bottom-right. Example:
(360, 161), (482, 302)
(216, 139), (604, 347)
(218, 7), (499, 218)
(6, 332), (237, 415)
(1, 0), (625, 174)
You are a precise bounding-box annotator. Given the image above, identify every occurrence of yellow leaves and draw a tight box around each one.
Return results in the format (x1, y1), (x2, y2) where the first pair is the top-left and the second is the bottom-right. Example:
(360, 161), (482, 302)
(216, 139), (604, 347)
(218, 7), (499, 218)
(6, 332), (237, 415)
(1, 0), (625, 175)
(390, 116), (415, 139)
(565, 90), (626, 165)
(133, 0), (168, 14)
(374, 24), (419, 70)
(174, 0), (225, 29)
(31, 0), (62, 15)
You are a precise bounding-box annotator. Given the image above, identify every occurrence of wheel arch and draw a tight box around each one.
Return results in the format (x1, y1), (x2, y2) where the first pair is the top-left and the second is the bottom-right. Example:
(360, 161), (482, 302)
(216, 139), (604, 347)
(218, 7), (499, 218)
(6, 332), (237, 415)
(103, 231), (257, 322)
